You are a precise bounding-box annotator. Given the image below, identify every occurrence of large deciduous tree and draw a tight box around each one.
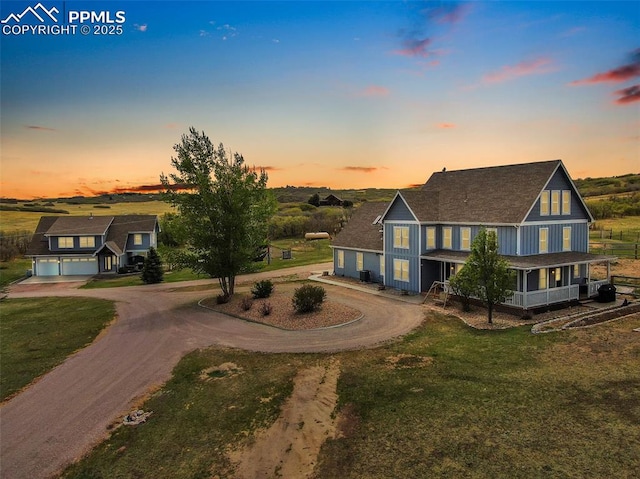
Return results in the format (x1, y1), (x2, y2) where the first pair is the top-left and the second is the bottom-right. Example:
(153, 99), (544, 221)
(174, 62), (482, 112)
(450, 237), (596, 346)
(160, 127), (277, 297)
(464, 228), (515, 323)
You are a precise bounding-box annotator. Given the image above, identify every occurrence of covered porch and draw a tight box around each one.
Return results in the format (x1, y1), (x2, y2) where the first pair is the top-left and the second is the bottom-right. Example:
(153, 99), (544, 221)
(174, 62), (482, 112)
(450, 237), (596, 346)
(422, 250), (616, 310)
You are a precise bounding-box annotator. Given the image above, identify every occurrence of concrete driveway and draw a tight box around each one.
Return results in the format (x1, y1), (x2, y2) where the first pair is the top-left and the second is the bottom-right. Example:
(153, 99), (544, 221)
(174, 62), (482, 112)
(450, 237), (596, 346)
(0, 263), (425, 479)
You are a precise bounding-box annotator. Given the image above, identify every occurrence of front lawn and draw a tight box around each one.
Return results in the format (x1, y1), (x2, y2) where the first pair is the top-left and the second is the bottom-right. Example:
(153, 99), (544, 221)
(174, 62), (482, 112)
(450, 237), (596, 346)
(61, 313), (640, 478)
(0, 297), (115, 401)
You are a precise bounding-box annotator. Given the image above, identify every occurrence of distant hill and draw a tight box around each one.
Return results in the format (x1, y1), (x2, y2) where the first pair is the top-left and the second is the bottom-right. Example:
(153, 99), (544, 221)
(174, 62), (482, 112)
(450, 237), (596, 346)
(574, 173), (640, 197)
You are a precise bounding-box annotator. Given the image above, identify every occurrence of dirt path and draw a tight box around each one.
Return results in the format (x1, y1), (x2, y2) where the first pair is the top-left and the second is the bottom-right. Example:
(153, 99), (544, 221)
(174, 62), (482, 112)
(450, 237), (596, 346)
(1, 263), (424, 479)
(230, 359), (340, 478)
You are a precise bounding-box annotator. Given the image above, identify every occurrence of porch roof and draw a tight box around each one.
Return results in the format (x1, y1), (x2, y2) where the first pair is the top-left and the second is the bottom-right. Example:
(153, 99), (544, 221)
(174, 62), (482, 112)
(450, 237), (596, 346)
(422, 250), (616, 270)
(94, 241), (124, 257)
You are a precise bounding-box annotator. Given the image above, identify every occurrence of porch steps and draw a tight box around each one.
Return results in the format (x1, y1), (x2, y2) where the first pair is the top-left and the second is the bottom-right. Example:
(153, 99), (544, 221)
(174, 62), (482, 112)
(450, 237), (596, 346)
(532, 301), (640, 334)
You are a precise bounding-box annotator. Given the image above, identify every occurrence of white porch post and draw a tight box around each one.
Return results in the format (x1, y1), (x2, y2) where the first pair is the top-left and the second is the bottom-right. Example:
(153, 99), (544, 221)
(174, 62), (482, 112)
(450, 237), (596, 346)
(523, 270), (528, 309)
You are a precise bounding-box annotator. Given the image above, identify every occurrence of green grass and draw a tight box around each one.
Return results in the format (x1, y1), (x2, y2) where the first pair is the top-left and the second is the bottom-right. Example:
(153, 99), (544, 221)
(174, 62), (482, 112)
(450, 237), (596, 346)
(0, 201), (175, 233)
(0, 297), (115, 402)
(590, 216), (640, 243)
(0, 259), (31, 289)
(61, 313), (640, 478)
(80, 239), (333, 289)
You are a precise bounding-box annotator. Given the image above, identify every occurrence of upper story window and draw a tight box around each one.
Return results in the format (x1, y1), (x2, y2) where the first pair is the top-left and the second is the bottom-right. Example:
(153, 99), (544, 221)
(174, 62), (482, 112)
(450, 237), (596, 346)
(356, 252), (364, 271)
(551, 190), (560, 215)
(539, 227), (548, 253)
(426, 227), (436, 249)
(562, 190), (571, 215)
(442, 227), (452, 249)
(460, 227), (471, 251)
(133, 234), (143, 246)
(563, 226), (572, 251)
(79, 236), (95, 248)
(540, 191), (550, 216)
(58, 237), (74, 249)
(337, 250), (344, 268)
(393, 226), (409, 249)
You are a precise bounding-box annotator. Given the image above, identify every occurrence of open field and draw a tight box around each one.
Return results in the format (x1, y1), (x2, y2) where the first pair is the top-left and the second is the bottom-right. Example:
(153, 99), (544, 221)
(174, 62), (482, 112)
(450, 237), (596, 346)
(590, 216), (640, 243)
(0, 297), (115, 402)
(61, 312), (640, 478)
(0, 201), (175, 233)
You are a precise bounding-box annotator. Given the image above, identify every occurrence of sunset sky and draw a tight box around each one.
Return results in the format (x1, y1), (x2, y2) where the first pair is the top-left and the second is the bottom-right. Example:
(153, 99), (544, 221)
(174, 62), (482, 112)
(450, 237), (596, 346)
(1, 0), (638, 199)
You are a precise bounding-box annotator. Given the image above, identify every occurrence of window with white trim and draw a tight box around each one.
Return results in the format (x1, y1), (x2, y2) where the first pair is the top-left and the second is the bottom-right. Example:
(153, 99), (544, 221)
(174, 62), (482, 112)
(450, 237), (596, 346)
(442, 227), (452, 249)
(562, 190), (571, 215)
(539, 227), (548, 253)
(393, 226), (409, 249)
(539, 268), (547, 290)
(426, 227), (436, 249)
(356, 252), (364, 271)
(460, 227), (471, 251)
(540, 191), (550, 216)
(563, 226), (571, 252)
(58, 237), (73, 248)
(551, 190), (560, 215)
(393, 258), (409, 282)
(133, 234), (143, 246)
(79, 236), (95, 248)
(337, 250), (344, 268)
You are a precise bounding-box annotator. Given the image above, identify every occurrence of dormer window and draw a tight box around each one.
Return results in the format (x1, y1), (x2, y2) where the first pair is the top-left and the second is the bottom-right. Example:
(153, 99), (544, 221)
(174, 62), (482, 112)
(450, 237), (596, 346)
(562, 190), (571, 215)
(551, 190), (560, 215)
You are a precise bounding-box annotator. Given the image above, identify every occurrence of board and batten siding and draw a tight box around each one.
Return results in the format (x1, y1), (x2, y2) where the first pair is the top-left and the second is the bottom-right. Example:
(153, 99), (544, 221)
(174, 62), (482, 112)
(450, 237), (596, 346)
(519, 222), (589, 255)
(125, 232), (153, 251)
(333, 249), (382, 283)
(525, 168), (591, 222)
(384, 255), (420, 292)
(384, 196), (416, 221)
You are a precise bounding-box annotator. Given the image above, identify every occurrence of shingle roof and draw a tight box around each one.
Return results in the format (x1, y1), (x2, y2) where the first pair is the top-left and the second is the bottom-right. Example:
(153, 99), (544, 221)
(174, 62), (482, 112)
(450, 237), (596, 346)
(45, 216), (114, 236)
(401, 160), (562, 224)
(25, 216), (58, 256)
(105, 215), (158, 254)
(332, 201), (387, 251)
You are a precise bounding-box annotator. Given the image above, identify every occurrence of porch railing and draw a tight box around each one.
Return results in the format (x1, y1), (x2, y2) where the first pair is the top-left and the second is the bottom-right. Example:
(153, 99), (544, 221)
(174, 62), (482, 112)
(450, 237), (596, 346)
(504, 284), (580, 309)
(588, 279), (610, 297)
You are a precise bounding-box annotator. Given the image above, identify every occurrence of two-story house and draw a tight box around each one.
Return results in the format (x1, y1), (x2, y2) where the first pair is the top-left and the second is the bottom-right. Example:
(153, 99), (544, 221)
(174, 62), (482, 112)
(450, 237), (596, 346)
(332, 160), (615, 310)
(26, 215), (160, 276)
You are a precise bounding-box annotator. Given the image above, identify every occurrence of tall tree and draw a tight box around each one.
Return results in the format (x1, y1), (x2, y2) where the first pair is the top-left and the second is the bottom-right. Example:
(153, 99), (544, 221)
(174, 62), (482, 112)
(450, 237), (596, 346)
(465, 228), (515, 323)
(160, 127), (277, 297)
(141, 247), (164, 284)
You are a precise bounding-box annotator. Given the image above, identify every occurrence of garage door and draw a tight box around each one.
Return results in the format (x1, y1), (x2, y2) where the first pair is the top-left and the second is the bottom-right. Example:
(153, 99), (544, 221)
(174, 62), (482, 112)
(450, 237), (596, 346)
(36, 258), (60, 276)
(61, 257), (98, 275)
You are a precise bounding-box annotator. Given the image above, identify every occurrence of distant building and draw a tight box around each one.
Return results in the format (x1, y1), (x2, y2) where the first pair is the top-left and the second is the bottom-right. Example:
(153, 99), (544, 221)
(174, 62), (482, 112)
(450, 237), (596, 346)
(26, 215), (159, 276)
(320, 194), (344, 206)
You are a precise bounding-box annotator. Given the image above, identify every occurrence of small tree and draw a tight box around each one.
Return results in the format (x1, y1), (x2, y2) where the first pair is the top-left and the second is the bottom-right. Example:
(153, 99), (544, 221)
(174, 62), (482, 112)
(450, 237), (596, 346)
(141, 247), (164, 284)
(448, 265), (478, 312)
(308, 193), (320, 207)
(464, 228), (515, 323)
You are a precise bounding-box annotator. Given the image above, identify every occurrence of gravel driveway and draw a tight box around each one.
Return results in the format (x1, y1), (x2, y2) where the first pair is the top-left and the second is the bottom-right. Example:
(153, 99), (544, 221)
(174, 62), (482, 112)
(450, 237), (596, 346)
(0, 263), (424, 479)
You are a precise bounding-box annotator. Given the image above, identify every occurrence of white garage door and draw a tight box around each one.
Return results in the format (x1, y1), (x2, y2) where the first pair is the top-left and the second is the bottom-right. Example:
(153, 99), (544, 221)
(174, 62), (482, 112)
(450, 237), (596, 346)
(36, 258), (60, 276)
(61, 257), (98, 275)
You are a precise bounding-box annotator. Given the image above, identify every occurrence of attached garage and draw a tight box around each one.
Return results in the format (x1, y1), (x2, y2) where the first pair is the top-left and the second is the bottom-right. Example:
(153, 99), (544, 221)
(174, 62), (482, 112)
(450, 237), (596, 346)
(61, 257), (98, 276)
(36, 258), (60, 276)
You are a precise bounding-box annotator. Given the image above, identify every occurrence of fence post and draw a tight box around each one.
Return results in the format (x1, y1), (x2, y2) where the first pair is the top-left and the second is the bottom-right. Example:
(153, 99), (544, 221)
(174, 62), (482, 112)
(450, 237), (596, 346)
(636, 243), (638, 260)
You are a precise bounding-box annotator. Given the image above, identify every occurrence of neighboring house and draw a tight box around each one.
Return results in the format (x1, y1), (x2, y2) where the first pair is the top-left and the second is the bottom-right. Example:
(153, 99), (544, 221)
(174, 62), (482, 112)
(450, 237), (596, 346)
(332, 160), (615, 310)
(320, 194), (344, 207)
(26, 215), (160, 276)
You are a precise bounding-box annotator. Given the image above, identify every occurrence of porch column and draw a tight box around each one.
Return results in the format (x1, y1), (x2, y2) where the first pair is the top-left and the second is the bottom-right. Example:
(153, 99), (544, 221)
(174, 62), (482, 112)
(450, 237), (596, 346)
(523, 270), (528, 309)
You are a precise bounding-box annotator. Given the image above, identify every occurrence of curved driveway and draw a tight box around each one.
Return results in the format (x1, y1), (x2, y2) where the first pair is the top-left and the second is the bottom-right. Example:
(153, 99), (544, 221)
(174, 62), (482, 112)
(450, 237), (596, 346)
(0, 263), (424, 479)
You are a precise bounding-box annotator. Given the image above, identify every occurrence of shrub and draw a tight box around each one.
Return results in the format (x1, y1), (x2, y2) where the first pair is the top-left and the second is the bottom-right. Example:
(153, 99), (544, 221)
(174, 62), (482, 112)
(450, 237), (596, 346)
(251, 279), (274, 299)
(216, 294), (230, 305)
(260, 301), (273, 316)
(292, 284), (326, 314)
(240, 296), (253, 311)
(141, 247), (164, 284)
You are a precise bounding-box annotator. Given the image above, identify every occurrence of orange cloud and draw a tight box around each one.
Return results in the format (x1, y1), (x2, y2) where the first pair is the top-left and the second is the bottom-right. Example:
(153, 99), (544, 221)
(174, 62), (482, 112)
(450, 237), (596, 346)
(614, 84), (640, 105)
(570, 61), (640, 85)
(437, 123), (456, 129)
(24, 125), (56, 131)
(359, 85), (390, 97)
(340, 166), (380, 173)
(483, 57), (554, 84)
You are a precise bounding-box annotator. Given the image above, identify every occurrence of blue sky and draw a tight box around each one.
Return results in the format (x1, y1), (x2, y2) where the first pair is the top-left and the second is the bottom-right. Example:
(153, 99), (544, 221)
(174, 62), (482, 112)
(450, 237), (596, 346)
(1, 1), (638, 199)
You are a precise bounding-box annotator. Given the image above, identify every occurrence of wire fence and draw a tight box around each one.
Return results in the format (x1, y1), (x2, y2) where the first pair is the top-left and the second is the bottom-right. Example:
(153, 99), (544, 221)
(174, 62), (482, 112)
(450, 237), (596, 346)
(589, 242), (640, 259)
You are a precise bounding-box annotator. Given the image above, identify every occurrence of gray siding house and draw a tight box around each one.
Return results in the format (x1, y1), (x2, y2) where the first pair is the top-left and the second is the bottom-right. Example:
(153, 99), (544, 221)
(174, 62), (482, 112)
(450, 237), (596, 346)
(26, 215), (160, 276)
(332, 160), (615, 310)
